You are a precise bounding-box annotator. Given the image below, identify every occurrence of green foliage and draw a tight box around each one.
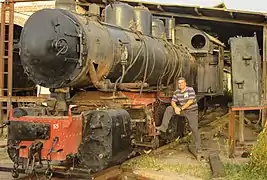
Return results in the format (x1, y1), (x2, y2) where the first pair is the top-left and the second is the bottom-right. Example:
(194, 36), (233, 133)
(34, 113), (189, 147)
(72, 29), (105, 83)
(224, 163), (267, 180)
(223, 128), (267, 180)
(249, 128), (267, 174)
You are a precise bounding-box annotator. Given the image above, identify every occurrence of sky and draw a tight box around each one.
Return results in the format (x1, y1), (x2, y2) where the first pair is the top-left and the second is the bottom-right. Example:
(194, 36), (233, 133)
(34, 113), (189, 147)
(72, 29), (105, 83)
(141, 0), (267, 13)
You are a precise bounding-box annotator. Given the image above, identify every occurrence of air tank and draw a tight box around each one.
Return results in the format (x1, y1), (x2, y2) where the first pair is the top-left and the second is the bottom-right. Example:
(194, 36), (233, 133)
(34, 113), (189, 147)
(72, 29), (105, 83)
(19, 8), (197, 89)
(133, 6), (152, 35)
(152, 18), (165, 38)
(104, 2), (135, 29)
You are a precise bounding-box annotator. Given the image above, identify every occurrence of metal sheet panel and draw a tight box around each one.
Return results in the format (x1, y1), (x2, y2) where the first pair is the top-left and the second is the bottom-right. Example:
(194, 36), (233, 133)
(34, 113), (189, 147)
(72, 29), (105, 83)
(197, 54), (221, 93)
(229, 36), (262, 107)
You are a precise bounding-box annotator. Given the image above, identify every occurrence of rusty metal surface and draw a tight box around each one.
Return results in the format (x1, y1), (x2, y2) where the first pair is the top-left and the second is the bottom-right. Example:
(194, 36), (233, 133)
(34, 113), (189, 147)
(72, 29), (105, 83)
(152, 18), (165, 38)
(105, 2), (135, 29)
(262, 25), (267, 127)
(78, 109), (132, 173)
(19, 5), (197, 90)
(165, 18), (175, 40)
(9, 108), (83, 161)
(229, 36), (262, 107)
(175, 25), (221, 53)
(228, 105), (267, 156)
(231, 106), (266, 111)
(175, 25), (224, 94)
(0, 96), (47, 102)
(134, 6), (152, 36)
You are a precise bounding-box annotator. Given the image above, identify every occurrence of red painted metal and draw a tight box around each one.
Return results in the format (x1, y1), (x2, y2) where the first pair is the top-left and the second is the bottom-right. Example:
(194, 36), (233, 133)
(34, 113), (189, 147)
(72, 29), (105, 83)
(6, 90), (171, 161)
(123, 91), (170, 108)
(9, 106), (83, 161)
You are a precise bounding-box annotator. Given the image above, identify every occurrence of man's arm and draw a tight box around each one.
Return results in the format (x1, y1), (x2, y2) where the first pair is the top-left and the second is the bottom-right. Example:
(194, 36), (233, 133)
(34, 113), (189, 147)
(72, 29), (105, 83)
(171, 101), (179, 109)
(171, 94), (180, 110)
(181, 88), (196, 110)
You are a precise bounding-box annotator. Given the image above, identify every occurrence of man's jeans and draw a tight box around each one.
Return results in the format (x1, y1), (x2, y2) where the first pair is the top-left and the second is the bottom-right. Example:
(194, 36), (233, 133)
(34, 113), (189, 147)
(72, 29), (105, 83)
(158, 106), (201, 150)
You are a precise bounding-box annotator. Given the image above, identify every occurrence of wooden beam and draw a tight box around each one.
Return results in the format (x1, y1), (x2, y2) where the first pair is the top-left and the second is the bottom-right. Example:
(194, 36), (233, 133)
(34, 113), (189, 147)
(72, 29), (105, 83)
(208, 153), (226, 178)
(7, 2), (14, 117)
(157, 4), (164, 12)
(229, 12), (234, 18)
(194, 7), (202, 16)
(228, 108), (235, 158)
(0, 2), (6, 135)
(262, 25), (267, 127)
(239, 110), (244, 145)
(76, 1), (265, 26)
(149, 10), (265, 26)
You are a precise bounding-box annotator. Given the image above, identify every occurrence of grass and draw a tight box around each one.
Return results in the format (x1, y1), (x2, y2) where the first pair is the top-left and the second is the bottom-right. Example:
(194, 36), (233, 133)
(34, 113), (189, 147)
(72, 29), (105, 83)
(223, 128), (267, 180)
(123, 154), (212, 179)
(224, 163), (267, 180)
(122, 112), (267, 180)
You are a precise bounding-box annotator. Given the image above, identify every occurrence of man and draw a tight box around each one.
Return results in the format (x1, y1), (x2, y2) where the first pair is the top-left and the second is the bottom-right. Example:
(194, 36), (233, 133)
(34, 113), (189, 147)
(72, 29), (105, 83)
(156, 77), (201, 153)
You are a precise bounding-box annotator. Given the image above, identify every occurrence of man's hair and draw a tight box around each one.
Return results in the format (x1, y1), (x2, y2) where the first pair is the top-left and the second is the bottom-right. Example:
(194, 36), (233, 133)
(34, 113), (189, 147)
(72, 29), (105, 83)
(177, 77), (186, 82)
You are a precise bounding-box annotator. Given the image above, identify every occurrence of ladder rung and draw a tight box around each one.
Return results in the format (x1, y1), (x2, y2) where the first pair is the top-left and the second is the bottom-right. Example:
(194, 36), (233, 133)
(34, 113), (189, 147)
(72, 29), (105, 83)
(2, 56), (8, 59)
(3, 72), (8, 75)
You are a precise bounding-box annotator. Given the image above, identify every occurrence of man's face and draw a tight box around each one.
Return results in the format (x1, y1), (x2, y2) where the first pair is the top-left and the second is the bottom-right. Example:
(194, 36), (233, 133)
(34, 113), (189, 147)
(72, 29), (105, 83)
(178, 79), (186, 90)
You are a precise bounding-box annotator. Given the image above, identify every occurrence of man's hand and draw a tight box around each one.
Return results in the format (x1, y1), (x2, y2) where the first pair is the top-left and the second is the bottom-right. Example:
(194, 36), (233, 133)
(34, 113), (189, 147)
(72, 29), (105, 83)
(174, 107), (181, 115)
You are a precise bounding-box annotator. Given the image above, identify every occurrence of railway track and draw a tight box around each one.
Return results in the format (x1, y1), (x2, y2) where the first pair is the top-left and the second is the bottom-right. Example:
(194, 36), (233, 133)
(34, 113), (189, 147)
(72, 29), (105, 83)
(0, 135), (186, 180)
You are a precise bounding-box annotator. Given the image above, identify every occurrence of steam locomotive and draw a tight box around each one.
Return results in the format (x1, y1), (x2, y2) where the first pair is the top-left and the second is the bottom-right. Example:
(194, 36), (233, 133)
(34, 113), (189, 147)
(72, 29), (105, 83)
(6, 2), (225, 178)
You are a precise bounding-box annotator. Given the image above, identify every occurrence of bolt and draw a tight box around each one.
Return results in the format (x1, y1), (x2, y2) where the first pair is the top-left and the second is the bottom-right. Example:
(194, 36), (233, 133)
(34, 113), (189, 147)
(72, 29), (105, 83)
(98, 154), (103, 159)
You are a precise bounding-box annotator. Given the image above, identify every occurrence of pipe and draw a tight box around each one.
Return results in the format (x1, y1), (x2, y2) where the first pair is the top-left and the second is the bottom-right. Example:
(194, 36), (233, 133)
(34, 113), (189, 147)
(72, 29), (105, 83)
(88, 62), (105, 89)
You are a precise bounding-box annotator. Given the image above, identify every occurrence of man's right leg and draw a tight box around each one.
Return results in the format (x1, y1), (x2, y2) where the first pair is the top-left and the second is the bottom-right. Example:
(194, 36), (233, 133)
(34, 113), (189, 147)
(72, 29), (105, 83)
(156, 106), (175, 132)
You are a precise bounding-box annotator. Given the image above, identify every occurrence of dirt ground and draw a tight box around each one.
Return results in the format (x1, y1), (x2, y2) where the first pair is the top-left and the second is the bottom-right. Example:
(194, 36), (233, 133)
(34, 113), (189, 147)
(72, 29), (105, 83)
(0, 107), (261, 180)
(0, 141), (19, 180)
(123, 107), (260, 180)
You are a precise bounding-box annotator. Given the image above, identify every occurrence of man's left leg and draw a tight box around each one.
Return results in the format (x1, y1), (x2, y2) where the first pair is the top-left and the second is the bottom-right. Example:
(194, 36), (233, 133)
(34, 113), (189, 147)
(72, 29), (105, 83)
(184, 110), (201, 151)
